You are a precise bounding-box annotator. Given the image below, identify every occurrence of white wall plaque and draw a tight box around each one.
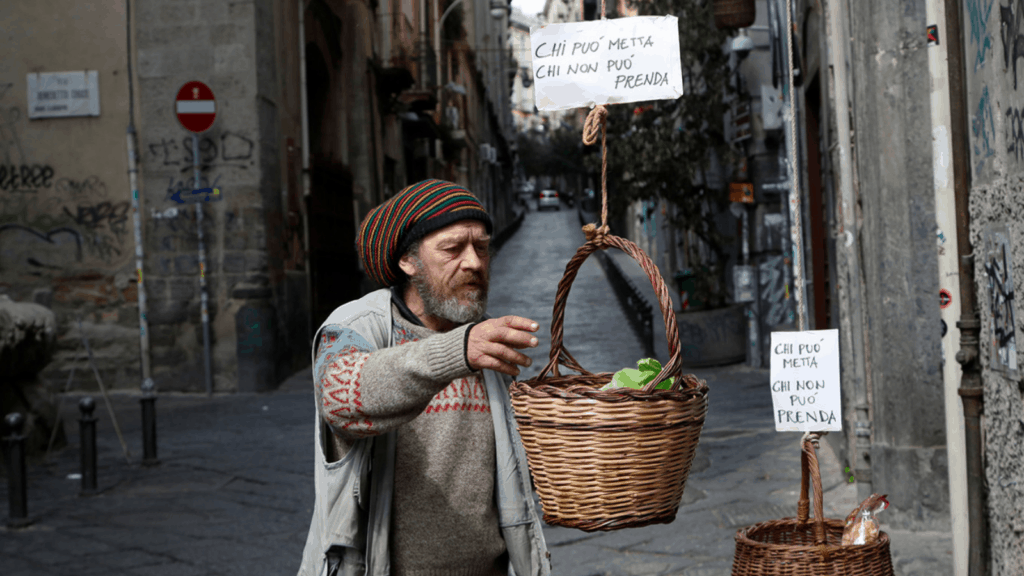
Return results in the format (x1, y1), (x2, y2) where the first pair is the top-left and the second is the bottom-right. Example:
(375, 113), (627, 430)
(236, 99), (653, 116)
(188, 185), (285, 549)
(530, 16), (684, 112)
(27, 71), (100, 119)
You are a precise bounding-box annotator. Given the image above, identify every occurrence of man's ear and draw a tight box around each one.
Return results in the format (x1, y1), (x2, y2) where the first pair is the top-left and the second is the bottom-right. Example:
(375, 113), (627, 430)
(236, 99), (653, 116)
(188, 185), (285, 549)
(398, 254), (418, 277)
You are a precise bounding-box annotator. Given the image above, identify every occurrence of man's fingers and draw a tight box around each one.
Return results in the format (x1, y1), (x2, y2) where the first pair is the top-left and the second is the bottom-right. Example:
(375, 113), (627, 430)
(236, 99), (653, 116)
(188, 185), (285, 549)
(483, 341), (533, 369)
(500, 315), (540, 333)
(477, 318), (540, 349)
(478, 355), (521, 377)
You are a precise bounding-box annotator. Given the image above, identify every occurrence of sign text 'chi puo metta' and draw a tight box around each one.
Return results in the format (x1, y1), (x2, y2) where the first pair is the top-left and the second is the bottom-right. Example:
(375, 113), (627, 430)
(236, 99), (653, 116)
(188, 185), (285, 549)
(769, 329), (842, 432)
(530, 16), (684, 112)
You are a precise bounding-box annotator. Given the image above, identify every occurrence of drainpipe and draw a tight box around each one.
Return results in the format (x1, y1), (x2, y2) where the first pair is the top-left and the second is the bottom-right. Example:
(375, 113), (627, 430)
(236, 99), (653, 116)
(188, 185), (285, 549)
(298, 0), (314, 337)
(825, 0), (871, 496)
(943, 0), (989, 574)
(125, 0), (152, 389)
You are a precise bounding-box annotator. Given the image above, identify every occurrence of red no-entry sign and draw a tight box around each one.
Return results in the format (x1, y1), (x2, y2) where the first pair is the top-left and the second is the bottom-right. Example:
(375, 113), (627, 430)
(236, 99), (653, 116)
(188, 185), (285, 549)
(175, 81), (216, 133)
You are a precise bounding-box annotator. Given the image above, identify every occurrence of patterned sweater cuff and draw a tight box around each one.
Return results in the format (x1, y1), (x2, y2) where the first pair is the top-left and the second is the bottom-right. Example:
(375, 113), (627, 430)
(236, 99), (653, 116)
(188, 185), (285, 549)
(427, 323), (474, 381)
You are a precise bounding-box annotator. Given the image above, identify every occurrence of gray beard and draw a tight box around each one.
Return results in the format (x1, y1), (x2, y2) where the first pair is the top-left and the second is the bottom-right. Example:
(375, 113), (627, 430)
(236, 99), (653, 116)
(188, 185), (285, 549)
(409, 259), (488, 325)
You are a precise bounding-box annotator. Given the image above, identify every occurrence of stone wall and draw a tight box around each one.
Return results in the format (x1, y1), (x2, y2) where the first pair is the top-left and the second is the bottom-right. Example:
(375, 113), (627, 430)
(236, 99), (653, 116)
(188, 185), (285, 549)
(846, 0), (950, 531)
(134, 0), (307, 392)
(0, 0), (148, 391)
(962, 0), (1024, 569)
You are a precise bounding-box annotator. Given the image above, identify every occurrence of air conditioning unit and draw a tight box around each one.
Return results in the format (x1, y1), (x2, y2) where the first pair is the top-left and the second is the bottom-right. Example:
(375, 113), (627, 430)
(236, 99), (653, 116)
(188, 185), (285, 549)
(479, 144), (492, 163)
(488, 146), (498, 164)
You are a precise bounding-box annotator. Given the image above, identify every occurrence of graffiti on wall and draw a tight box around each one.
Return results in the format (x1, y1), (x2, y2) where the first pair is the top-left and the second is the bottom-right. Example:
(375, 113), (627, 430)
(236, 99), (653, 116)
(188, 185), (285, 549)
(973, 86), (997, 173)
(55, 175), (107, 197)
(0, 174), (128, 267)
(148, 131), (255, 174)
(968, 0), (995, 70)
(164, 174), (222, 203)
(0, 82), (128, 270)
(758, 255), (796, 328)
(0, 164), (55, 192)
(1002, 0), (1024, 88)
(1006, 106), (1024, 161)
(983, 223), (1018, 374)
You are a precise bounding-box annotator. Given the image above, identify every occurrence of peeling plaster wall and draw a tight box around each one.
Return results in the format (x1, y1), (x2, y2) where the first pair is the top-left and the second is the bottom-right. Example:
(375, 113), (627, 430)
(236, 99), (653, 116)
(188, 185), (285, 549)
(961, 0), (1024, 571)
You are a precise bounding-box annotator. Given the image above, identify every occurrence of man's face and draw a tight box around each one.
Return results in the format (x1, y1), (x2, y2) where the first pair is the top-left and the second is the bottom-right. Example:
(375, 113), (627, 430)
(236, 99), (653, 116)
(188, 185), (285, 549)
(400, 220), (492, 325)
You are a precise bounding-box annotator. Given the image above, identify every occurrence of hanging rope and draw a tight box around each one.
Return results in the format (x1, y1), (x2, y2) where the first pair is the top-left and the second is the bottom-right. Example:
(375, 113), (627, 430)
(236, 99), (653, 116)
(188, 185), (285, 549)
(582, 104), (610, 248)
(580, 0), (611, 249)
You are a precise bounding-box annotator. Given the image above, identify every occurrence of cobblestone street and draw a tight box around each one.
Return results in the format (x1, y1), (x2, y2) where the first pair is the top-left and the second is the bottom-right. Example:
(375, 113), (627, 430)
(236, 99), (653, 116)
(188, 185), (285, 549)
(1, 203), (952, 575)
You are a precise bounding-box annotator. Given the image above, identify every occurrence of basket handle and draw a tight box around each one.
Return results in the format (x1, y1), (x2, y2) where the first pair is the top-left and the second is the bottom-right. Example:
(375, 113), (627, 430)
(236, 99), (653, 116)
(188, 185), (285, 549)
(797, 439), (828, 545)
(535, 233), (695, 393)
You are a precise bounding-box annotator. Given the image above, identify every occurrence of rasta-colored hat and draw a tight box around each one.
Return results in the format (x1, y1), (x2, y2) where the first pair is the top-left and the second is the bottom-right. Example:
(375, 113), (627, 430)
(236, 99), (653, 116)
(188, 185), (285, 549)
(356, 179), (493, 287)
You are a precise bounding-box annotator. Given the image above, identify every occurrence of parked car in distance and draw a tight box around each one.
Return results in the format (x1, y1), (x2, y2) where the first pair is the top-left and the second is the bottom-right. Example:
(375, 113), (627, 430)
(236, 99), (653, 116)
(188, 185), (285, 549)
(538, 189), (560, 211)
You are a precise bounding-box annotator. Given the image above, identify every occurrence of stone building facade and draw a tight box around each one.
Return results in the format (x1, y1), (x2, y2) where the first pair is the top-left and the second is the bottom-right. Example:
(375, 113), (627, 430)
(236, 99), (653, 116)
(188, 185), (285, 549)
(959, 0), (1024, 570)
(0, 0), (517, 395)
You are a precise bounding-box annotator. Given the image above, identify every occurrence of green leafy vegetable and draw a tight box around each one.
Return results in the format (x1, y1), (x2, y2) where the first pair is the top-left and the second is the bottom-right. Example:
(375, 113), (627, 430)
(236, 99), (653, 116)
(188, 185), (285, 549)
(600, 358), (674, 391)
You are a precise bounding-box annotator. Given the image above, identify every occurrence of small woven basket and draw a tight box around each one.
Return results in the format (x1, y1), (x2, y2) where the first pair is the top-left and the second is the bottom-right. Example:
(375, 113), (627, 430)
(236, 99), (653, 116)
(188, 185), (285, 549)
(509, 233), (710, 532)
(732, 440), (895, 576)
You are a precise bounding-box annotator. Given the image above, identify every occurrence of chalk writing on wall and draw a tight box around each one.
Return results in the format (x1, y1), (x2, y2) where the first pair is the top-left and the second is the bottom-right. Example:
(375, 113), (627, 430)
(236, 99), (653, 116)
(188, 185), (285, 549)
(983, 223), (1018, 373)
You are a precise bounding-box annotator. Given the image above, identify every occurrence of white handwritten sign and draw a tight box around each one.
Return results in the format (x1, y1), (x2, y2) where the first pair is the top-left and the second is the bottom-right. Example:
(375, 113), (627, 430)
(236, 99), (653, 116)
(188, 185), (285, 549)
(530, 16), (684, 112)
(769, 329), (842, 432)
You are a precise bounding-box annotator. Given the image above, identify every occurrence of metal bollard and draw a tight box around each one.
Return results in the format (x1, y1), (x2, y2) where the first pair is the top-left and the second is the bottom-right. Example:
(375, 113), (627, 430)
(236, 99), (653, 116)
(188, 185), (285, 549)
(140, 378), (159, 466)
(4, 412), (31, 528)
(79, 397), (97, 496)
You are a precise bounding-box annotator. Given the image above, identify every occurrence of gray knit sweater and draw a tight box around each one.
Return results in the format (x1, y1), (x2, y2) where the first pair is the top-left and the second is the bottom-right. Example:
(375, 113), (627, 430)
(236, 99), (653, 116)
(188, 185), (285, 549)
(314, 301), (508, 576)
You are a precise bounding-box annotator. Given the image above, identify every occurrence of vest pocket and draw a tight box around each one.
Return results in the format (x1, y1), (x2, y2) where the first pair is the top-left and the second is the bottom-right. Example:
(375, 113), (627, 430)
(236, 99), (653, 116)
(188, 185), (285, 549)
(324, 545), (366, 576)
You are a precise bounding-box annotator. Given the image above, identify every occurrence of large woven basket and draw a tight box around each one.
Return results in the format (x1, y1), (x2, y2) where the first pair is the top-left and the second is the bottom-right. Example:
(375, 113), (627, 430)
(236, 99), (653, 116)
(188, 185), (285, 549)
(732, 440), (895, 576)
(509, 233), (710, 532)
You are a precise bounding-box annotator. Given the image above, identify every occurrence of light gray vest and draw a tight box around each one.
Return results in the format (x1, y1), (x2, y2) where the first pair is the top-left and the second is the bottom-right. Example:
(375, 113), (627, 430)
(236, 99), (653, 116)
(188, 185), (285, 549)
(297, 288), (551, 576)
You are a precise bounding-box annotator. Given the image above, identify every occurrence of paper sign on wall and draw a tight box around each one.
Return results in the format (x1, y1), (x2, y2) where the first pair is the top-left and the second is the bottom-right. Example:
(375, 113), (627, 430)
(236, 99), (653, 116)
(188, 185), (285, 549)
(769, 329), (842, 432)
(530, 16), (684, 112)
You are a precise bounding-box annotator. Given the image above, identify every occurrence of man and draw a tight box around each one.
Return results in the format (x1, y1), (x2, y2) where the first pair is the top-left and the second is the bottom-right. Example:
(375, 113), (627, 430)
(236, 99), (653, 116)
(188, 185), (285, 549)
(297, 180), (552, 576)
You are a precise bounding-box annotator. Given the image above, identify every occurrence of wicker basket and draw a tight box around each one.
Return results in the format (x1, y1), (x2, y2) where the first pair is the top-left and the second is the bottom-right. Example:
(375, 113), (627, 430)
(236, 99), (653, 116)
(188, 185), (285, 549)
(509, 233), (710, 532)
(732, 440), (895, 576)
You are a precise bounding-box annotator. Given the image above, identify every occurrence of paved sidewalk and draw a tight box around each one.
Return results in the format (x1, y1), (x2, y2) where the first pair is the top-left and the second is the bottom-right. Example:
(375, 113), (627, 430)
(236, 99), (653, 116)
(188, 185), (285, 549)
(1, 203), (953, 575)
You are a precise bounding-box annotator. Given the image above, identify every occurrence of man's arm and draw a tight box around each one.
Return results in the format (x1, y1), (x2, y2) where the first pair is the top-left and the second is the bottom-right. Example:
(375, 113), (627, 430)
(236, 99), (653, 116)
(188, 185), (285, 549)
(314, 323), (474, 439)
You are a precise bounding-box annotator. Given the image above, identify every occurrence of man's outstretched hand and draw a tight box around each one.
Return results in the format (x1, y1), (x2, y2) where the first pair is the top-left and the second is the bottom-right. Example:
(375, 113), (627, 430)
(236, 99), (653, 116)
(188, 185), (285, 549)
(467, 316), (540, 377)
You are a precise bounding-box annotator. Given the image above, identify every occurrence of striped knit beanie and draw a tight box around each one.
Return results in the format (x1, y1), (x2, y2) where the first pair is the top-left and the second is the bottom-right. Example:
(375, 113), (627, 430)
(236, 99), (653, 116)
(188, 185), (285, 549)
(357, 179), (493, 287)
